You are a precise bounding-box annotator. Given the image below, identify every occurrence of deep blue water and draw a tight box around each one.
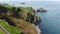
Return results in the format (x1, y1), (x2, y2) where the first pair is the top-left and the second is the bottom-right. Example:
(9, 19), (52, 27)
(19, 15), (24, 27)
(0, 1), (60, 34)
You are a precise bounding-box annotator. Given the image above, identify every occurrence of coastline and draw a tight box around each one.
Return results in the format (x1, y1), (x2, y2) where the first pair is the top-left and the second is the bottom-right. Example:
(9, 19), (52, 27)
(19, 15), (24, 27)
(32, 24), (41, 34)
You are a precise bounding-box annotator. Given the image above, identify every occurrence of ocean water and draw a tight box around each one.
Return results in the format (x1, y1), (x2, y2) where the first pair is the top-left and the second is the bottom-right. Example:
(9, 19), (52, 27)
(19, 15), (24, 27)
(35, 1), (60, 34)
(0, 1), (60, 34)
(20, 1), (60, 34)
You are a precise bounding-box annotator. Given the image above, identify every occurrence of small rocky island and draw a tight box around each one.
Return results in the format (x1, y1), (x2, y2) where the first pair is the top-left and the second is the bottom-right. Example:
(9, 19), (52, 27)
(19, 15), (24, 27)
(37, 8), (47, 12)
(0, 4), (41, 34)
(20, 2), (26, 4)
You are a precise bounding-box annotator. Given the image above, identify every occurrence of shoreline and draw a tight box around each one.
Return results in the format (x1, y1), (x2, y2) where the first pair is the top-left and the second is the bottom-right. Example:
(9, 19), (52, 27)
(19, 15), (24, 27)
(32, 24), (41, 34)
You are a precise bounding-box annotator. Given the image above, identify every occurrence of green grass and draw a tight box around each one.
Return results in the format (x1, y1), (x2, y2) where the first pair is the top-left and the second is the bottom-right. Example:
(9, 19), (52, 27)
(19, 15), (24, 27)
(20, 7), (35, 16)
(0, 29), (5, 34)
(0, 20), (22, 34)
(0, 4), (13, 9)
(0, 4), (33, 13)
(20, 7), (33, 12)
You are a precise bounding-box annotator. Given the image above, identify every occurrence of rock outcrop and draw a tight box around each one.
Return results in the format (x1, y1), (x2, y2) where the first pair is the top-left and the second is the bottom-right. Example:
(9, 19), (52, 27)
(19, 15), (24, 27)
(37, 8), (47, 12)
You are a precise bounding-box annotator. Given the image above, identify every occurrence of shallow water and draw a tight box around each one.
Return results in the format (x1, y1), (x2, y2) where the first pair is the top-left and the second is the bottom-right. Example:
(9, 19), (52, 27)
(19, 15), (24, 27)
(0, 1), (60, 34)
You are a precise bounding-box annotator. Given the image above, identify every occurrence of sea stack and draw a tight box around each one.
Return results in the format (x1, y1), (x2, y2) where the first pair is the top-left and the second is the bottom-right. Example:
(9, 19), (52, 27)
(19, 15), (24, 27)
(37, 8), (47, 12)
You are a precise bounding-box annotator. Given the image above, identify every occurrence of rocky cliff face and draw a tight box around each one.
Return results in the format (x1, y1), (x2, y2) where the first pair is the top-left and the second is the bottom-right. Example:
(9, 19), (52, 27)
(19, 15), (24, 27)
(0, 4), (41, 34)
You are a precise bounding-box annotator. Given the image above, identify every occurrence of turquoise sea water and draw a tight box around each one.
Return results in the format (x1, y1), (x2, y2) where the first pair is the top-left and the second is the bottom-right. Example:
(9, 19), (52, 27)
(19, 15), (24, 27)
(0, 1), (60, 34)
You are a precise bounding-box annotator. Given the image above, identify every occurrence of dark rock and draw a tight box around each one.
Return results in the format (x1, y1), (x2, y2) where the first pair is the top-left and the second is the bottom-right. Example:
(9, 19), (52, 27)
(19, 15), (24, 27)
(0, 5), (8, 16)
(4, 16), (16, 26)
(34, 16), (41, 25)
(26, 13), (34, 23)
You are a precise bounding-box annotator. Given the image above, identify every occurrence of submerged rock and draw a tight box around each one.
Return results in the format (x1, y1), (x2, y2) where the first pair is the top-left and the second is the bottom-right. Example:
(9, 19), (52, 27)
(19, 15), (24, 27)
(37, 8), (47, 12)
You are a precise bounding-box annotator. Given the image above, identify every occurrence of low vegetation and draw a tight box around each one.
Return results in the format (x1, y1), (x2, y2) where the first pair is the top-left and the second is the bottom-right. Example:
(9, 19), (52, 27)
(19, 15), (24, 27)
(0, 29), (5, 34)
(0, 20), (22, 34)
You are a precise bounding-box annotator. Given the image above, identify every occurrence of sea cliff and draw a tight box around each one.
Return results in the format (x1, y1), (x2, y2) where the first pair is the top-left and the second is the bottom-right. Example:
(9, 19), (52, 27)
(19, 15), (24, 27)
(0, 4), (41, 34)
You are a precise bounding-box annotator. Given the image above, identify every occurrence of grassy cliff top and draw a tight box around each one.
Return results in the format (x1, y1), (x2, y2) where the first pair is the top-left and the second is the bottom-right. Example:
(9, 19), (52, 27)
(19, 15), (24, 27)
(0, 4), (13, 9)
(0, 20), (22, 34)
(20, 7), (33, 12)
(0, 4), (33, 10)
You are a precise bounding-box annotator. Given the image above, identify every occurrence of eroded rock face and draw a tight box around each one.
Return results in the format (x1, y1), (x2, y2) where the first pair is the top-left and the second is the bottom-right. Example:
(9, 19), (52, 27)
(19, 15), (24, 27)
(26, 13), (34, 23)
(34, 16), (41, 25)
(0, 5), (8, 16)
